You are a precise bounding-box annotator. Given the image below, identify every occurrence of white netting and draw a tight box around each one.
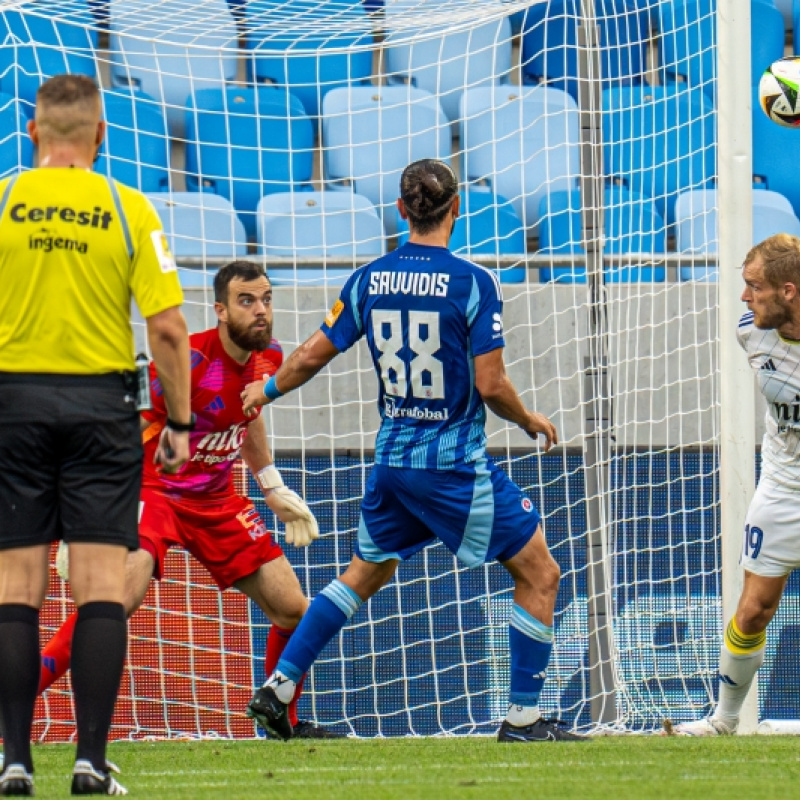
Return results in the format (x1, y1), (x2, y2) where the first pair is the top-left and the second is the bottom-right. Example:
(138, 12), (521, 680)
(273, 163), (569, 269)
(4, 0), (796, 740)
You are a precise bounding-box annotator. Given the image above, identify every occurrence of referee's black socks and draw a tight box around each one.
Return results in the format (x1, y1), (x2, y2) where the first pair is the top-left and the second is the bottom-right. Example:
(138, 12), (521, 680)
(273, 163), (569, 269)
(0, 603), (40, 773)
(72, 601), (127, 772)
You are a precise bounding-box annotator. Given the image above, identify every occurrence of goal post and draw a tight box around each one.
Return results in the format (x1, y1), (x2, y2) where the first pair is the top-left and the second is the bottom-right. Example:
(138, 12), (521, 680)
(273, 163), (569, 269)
(716, 0), (757, 733)
(5, 0), (794, 740)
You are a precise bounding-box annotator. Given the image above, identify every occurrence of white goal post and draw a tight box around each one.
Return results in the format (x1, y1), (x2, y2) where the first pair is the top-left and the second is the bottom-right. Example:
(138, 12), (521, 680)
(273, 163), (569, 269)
(2, 0), (792, 739)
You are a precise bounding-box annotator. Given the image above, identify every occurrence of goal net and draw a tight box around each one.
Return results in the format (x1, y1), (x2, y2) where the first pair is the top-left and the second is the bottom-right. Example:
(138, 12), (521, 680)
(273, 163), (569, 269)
(3, 0), (796, 741)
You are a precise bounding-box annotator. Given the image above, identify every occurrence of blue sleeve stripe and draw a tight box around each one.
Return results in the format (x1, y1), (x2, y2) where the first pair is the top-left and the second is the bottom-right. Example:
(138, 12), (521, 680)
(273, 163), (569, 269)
(106, 178), (133, 259)
(510, 604), (554, 643)
(466, 275), (481, 326)
(320, 579), (363, 619)
(349, 272), (363, 334)
(0, 177), (18, 220)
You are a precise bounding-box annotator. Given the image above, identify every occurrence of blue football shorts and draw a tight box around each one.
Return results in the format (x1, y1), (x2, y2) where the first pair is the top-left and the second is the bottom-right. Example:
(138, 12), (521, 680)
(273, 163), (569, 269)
(356, 458), (542, 568)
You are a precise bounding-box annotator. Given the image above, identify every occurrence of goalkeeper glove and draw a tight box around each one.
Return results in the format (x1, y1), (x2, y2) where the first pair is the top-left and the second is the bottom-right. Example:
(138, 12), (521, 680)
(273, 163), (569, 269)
(55, 541), (70, 581)
(257, 465), (320, 548)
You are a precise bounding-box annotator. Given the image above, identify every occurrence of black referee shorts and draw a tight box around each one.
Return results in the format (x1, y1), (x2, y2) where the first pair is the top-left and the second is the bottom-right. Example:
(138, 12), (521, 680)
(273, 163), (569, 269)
(0, 372), (142, 551)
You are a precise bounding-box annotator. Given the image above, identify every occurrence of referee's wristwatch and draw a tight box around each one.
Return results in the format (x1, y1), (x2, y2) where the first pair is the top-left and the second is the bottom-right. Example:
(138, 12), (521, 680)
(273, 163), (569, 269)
(165, 413), (196, 432)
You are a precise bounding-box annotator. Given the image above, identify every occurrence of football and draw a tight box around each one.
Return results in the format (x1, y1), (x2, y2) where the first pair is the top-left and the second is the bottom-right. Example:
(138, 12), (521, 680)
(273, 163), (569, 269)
(759, 56), (800, 127)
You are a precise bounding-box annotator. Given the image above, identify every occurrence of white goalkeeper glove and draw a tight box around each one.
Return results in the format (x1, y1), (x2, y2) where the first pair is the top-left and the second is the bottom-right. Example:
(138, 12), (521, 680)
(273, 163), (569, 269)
(257, 465), (320, 548)
(55, 541), (70, 581)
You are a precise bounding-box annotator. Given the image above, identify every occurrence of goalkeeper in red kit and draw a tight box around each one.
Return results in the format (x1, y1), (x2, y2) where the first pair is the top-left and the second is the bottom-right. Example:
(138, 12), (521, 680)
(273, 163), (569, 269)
(41, 260), (341, 740)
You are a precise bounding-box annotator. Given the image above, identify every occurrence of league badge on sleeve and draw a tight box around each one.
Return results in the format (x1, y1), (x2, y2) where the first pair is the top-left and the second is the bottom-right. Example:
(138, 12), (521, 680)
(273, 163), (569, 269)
(150, 230), (177, 273)
(325, 299), (344, 327)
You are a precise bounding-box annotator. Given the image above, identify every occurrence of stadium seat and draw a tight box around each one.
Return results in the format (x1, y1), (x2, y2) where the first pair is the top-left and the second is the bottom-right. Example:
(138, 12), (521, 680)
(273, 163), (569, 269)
(95, 90), (170, 193)
(460, 85), (581, 230)
(0, 0), (97, 112)
(538, 185), (666, 282)
(109, 0), (238, 137)
(322, 86), (451, 233)
(0, 93), (34, 178)
(396, 190), (527, 281)
(146, 192), (247, 287)
(184, 86), (315, 240)
(244, 0), (374, 119)
(384, 0), (513, 122)
(752, 87), (800, 220)
(520, 0), (650, 102)
(257, 190), (384, 284)
(660, 0), (783, 99)
(675, 188), (800, 280)
(602, 84), (716, 224)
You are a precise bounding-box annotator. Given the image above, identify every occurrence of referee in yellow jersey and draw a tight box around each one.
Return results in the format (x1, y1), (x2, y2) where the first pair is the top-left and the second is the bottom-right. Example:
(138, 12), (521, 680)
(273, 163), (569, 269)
(0, 75), (191, 797)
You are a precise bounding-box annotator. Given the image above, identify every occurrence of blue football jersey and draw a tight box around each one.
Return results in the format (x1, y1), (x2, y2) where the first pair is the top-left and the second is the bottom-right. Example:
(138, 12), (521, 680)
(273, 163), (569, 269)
(321, 241), (505, 469)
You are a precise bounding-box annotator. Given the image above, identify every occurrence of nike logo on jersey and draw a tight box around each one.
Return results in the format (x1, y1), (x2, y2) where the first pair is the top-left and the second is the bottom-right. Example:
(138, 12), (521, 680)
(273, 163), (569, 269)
(761, 359), (777, 372)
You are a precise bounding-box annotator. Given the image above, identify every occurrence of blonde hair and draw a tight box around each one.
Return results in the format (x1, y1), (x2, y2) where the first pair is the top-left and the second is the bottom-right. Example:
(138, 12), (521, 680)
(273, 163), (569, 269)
(745, 233), (800, 288)
(35, 74), (100, 142)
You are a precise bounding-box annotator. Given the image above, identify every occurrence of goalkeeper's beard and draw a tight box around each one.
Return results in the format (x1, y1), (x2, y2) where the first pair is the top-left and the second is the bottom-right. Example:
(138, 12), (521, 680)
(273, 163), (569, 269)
(227, 317), (273, 352)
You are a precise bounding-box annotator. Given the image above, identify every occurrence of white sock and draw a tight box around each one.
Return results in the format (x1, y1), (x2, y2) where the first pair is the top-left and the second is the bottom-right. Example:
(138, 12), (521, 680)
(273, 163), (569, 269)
(266, 670), (297, 704)
(505, 704), (541, 727)
(715, 643), (765, 729)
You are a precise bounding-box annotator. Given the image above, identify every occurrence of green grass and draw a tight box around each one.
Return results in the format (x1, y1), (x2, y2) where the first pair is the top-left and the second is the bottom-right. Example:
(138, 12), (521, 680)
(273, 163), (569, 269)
(18, 736), (800, 799)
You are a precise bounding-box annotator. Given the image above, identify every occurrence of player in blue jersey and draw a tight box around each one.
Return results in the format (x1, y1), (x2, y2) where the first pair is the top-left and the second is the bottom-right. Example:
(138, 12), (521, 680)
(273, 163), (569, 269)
(240, 159), (585, 743)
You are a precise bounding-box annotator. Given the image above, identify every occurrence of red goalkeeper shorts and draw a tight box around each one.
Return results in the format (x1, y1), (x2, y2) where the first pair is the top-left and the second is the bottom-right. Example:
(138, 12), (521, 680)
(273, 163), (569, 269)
(138, 487), (284, 590)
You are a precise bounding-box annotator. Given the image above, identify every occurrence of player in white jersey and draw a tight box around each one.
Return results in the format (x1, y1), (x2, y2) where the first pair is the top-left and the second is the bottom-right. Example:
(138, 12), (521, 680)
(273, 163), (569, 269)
(677, 233), (800, 736)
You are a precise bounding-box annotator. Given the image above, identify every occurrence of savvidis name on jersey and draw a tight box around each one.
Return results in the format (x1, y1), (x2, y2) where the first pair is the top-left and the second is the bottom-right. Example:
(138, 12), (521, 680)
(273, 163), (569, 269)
(369, 271), (450, 296)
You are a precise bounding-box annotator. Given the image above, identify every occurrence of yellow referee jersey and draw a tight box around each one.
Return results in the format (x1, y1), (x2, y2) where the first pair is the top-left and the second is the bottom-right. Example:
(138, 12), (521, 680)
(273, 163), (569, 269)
(0, 168), (183, 374)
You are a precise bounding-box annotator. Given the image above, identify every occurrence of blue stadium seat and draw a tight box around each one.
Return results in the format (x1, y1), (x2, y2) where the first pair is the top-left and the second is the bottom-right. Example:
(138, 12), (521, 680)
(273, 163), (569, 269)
(185, 86), (315, 240)
(0, 93), (34, 178)
(660, 0), (783, 99)
(397, 190), (527, 281)
(603, 84), (716, 224)
(520, 0), (650, 102)
(384, 1), (513, 122)
(146, 192), (247, 287)
(676, 188), (800, 280)
(244, 0), (374, 119)
(538, 185), (666, 282)
(460, 85), (581, 230)
(95, 90), (170, 192)
(0, 1), (97, 112)
(322, 86), (450, 233)
(257, 190), (384, 284)
(109, 0), (238, 137)
(753, 86), (800, 219)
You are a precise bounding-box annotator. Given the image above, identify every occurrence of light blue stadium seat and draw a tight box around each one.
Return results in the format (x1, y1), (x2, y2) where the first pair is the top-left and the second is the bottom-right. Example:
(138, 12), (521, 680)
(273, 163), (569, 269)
(95, 90), (170, 192)
(0, 93), (33, 178)
(146, 192), (247, 288)
(0, 1), (97, 112)
(676, 188), (800, 280)
(244, 0), (374, 119)
(538, 185), (666, 282)
(460, 85), (581, 230)
(109, 0), (238, 137)
(660, 0), (783, 99)
(257, 190), (384, 284)
(753, 87), (800, 220)
(185, 86), (315, 240)
(520, 0), (650, 102)
(384, 0), (513, 122)
(603, 84), (716, 224)
(397, 190), (527, 281)
(322, 86), (450, 233)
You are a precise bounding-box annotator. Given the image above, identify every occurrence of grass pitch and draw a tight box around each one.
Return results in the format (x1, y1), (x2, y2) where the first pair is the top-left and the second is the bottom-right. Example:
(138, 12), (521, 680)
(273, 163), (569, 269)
(21, 735), (800, 799)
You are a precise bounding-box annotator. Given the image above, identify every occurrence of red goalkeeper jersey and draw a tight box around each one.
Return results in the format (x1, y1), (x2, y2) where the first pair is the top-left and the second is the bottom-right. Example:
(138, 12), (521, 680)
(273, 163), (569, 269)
(141, 327), (283, 496)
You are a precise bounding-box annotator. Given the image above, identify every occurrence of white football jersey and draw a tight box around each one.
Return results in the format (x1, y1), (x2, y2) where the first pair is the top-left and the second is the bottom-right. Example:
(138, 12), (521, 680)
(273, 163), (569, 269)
(738, 310), (800, 489)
